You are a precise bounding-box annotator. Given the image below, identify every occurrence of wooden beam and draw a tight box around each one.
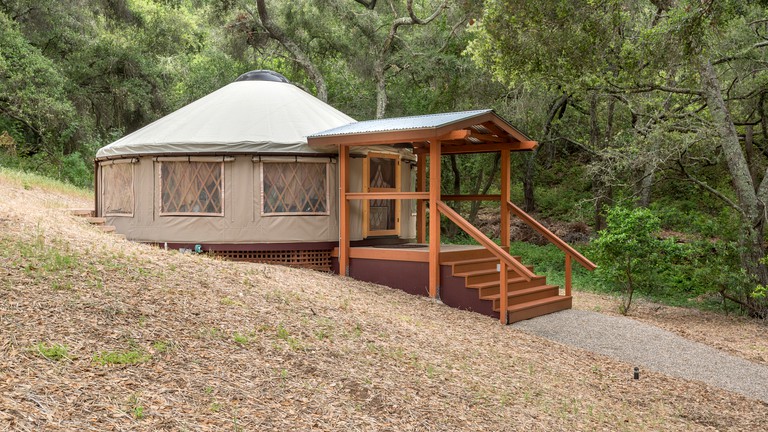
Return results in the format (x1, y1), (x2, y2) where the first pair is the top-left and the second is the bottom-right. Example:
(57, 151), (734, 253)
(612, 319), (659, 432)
(468, 132), (505, 142)
(415, 141), (538, 155)
(565, 254), (572, 297)
(339, 145), (350, 276)
(429, 139), (441, 299)
(436, 129), (470, 141)
(416, 155), (426, 243)
(441, 194), (501, 201)
(345, 192), (430, 200)
(501, 149), (510, 251)
(500, 261), (508, 325)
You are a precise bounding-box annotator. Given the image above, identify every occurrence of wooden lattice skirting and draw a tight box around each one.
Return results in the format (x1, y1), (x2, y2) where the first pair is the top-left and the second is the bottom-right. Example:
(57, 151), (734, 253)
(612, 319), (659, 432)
(210, 249), (331, 270)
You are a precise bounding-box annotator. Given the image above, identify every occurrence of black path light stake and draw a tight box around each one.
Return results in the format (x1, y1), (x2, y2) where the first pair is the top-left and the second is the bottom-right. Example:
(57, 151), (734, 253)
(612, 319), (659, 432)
(633, 367), (640, 380)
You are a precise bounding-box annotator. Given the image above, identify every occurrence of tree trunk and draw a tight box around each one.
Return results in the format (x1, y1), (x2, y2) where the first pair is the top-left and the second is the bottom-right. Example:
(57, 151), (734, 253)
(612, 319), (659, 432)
(589, 92), (610, 230)
(468, 153), (500, 224)
(698, 56), (768, 286)
(522, 155), (536, 212)
(637, 164), (655, 207)
(522, 93), (568, 213)
(445, 155), (461, 237)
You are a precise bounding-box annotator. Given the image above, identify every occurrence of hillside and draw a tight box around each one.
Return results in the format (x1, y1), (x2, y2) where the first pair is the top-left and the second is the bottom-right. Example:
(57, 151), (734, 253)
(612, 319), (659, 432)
(1, 170), (767, 431)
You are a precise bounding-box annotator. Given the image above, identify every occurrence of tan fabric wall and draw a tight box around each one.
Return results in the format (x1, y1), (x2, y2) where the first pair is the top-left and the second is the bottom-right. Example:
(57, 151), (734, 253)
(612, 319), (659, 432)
(103, 155), (416, 244)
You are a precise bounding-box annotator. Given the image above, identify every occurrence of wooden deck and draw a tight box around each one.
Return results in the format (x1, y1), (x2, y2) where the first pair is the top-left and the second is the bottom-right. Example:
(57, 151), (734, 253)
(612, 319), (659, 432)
(331, 244), (572, 323)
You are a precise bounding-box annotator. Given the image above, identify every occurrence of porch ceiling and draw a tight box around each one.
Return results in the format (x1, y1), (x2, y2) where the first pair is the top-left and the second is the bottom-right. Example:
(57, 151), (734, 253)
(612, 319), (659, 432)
(307, 109), (537, 153)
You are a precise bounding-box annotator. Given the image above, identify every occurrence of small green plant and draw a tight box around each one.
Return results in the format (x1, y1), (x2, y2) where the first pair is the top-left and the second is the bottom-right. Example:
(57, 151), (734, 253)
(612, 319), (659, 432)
(152, 340), (170, 353)
(210, 402), (222, 412)
(232, 332), (250, 345)
(33, 342), (69, 361)
(220, 296), (243, 307)
(592, 206), (673, 314)
(128, 393), (145, 419)
(93, 349), (150, 365)
(275, 324), (301, 349)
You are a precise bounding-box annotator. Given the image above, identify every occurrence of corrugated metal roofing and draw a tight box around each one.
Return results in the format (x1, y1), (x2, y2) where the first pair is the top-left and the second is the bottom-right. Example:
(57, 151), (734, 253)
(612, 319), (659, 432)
(310, 109), (525, 138)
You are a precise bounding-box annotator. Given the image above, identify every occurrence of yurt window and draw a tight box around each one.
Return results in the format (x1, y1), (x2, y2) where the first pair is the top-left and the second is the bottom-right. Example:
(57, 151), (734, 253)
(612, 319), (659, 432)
(261, 161), (329, 215)
(160, 161), (223, 216)
(102, 160), (134, 216)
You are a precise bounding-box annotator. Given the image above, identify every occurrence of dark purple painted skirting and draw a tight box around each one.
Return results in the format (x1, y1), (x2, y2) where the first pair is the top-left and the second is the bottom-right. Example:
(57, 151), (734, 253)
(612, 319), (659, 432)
(331, 257), (497, 318)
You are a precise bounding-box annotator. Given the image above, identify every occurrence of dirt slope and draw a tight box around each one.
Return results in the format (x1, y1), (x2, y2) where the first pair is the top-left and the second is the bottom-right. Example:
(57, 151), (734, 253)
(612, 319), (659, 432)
(1, 172), (766, 431)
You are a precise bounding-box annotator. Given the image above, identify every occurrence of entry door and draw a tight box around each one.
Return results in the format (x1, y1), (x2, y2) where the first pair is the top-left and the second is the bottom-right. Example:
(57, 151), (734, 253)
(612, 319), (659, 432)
(364, 152), (401, 237)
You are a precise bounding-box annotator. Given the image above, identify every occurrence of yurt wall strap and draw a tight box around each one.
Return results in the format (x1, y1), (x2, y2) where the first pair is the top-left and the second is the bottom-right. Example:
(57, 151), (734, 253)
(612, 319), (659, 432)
(154, 156), (235, 163)
(101, 158), (138, 166)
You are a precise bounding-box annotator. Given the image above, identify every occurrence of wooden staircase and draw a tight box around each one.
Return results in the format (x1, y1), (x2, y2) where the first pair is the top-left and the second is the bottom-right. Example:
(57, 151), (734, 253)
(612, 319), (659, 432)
(69, 209), (125, 239)
(444, 252), (571, 324)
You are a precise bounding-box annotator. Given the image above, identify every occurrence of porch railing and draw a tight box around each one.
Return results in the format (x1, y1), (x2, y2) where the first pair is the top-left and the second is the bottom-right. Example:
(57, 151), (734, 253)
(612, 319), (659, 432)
(506, 200), (596, 296)
(437, 200), (535, 324)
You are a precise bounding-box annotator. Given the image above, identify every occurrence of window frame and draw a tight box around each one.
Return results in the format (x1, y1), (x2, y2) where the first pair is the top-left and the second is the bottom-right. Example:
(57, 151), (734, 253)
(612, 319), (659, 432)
(363, 152), (401, 237)
(260, 159), (331, 217)
(158, 159), (225, 217)
(101, 159), (136, 217)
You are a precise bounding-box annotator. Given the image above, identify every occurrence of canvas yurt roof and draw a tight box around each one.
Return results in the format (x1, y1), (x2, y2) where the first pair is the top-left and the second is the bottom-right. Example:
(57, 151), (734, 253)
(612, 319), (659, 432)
(96, 71), (355, 159)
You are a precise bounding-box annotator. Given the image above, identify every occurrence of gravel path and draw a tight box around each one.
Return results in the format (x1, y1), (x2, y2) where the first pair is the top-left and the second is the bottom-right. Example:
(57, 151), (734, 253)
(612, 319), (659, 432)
(512, 309), (768, 403)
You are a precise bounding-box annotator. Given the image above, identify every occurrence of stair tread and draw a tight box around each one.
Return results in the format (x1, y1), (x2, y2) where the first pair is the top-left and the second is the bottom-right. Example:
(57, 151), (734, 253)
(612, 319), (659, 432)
(98, 225), (116, 232)
(443, 256), (499, 267)
(480, 284), (559, 301)
(69, 208), (95, 216)
(454, 263), (533, 278)
(467, 275), (545, 290)
(86, 217), (106, 224)
(506, 295), (571, 312)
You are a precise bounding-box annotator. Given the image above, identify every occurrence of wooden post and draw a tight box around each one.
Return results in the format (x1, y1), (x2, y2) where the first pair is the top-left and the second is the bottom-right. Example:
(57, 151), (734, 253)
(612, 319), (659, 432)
(499, 261), (508, 325)
(416, 154), (426, 243)
(339, 145), (350, 276)
(428, 140), (441, 298)
(565, 253), (572, 297)
(500, 149), (510, 252)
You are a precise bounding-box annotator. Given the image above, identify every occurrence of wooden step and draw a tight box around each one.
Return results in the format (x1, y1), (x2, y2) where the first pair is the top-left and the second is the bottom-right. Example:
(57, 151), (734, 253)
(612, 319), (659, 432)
(505, 295), (573, 324)
(458, 264), (536, 285)
(98, 225), (116, 233)
(484, 284), (560, 310)
(447, 256), (523, 274)
(478, 275), (548, 297)
(86, 217), (106, 225)
(439, 248), (494, 263)
(466, 272), (542, 291)
(113, 233), (126, 240)
(69, 208), (94, 217)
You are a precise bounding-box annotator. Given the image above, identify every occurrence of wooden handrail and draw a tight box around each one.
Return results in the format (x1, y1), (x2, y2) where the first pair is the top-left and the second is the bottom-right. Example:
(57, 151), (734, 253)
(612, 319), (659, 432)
(506, 200), (596, 271)
(437, 201), (534, 281)
(441, 194), (501, 201)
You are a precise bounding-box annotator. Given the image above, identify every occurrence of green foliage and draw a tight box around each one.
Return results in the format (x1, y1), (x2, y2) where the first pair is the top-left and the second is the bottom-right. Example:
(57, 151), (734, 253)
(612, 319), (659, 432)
(591, 206), (674, 313)
(92, 349), (151, 365)
(32, 342), (70, 361)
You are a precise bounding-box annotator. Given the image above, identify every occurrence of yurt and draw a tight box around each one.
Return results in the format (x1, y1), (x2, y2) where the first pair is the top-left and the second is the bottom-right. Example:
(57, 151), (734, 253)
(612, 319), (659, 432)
(95, 70), (416, 269)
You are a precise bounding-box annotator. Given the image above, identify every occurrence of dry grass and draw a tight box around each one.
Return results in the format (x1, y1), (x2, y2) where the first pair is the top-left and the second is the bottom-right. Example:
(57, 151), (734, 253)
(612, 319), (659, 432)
(1, 171), (767, 431)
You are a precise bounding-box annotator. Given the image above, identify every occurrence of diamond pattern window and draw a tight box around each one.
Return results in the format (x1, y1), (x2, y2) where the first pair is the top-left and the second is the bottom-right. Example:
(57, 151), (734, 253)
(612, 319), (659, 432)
(262, 162), (328, 215)
(103, 162), (133, 216)
(160, 162), (223, 215)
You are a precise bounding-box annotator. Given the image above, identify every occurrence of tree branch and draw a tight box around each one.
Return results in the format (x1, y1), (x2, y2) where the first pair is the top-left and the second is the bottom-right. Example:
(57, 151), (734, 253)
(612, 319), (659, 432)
(353, 0), (377, 10)
(605, 83), (703, 96)
(713, 41), (768, 65)
(251, 0), (328, 101)
(678, 160), (749, 221)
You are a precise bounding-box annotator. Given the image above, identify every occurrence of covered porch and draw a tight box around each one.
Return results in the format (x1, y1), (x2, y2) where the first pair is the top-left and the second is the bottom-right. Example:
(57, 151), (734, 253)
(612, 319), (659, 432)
(309, 110), (595, 324)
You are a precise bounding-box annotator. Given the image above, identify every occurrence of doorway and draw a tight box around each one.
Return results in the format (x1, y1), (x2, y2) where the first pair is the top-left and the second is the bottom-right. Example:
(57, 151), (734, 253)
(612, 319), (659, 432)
(363, 152), (400, 237)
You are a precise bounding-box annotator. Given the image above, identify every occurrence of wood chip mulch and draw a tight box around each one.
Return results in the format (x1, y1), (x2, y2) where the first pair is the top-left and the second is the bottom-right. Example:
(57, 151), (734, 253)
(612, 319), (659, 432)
(1, 176), (767, 431)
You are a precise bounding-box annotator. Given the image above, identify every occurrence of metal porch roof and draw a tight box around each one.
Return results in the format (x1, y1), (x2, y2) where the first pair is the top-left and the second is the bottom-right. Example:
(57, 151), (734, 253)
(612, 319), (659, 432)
(309, 109), (531, 141)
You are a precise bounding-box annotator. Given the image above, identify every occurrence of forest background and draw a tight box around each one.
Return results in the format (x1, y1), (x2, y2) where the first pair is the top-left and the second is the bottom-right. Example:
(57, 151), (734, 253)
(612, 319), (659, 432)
(2, 0), (768, 317)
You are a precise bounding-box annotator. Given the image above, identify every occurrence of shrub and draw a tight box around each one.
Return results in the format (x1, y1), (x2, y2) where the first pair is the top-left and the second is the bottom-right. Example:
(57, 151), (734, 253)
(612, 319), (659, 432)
(591, 206), (674, 314)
